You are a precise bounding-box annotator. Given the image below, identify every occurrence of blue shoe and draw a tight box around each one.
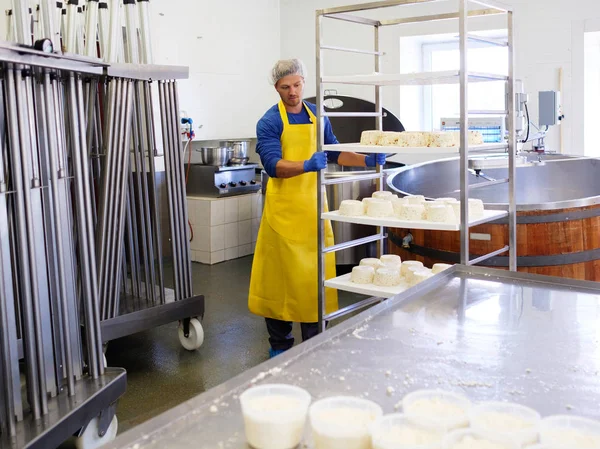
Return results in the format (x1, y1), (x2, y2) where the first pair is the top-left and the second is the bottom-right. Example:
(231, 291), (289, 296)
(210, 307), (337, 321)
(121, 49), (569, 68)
(269, 348), (286, 358)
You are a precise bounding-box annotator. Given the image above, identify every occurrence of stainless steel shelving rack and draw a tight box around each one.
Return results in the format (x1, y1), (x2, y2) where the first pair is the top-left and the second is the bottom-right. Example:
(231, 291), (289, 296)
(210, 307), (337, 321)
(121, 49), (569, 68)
(316, 0), (518, 331)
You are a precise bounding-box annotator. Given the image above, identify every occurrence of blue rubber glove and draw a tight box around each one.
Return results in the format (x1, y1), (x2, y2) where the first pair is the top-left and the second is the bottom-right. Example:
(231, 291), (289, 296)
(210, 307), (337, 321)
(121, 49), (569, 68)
(365, 153), (387, 167)
(304, 152), (328, 172)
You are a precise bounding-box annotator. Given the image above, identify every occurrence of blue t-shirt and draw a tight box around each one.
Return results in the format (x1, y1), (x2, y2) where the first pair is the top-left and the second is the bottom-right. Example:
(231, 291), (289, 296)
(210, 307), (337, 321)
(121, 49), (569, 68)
(256, 102), (340, 178)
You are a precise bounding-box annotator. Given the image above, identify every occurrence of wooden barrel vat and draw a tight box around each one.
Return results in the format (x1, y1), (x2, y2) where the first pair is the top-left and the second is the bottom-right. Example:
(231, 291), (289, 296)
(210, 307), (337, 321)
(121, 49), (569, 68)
(386, 156), (600, 281)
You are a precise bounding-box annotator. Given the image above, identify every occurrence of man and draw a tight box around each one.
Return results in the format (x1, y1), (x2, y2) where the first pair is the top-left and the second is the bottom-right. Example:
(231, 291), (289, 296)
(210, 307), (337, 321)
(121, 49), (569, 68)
(249, 59), (386, 358)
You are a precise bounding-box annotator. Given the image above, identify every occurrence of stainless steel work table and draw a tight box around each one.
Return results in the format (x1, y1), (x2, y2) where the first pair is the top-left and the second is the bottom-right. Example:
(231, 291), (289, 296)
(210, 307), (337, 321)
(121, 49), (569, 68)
(107, 266), (600, 449)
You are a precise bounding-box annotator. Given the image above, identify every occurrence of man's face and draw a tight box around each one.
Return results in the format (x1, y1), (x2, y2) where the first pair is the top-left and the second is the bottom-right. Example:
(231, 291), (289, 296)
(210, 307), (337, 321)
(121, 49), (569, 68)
(275, 75), (304, 108)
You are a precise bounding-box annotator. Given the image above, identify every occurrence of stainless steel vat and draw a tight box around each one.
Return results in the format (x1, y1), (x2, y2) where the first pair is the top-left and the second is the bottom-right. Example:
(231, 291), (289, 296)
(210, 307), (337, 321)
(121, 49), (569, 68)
(387, 154), (595, 211)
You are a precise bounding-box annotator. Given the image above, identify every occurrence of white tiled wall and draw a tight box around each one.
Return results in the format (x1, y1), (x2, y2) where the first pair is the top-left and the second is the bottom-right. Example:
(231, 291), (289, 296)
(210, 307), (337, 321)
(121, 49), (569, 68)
(187, 192), (262, 265)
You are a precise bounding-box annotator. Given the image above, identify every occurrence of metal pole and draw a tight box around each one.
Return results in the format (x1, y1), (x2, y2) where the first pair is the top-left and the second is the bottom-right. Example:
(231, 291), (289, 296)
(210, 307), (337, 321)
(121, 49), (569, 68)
(84, 0), (99, 58)
(40, 0), (62, 54)
(112, 81), (134, 317)
(507, 11), (517, 271)
(66, 73), (99, 378)
(459, 0), (469, 265)
(166, 81), (189, 298)
(41, 71), (76, 394)
(144, 81), (165, 304)
(107, 0), (122, 63)
(75, 75), (105, 375)
(158, 81), (181, 300)
(11, 0), (32, 46)
(170, 81), (192, 297)
(374, 24), (384, 258)
(137, 0), (153, 64)
(98, 2), (109, 59)
(65, 0), (79, 53)
(316, 12), (325, 333)
(4, 66), (42, 419)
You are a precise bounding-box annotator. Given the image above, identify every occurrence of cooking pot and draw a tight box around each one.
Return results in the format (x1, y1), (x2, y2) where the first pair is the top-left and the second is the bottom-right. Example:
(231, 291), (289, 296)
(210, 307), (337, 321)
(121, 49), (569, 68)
(197, 147), (230, 166)
(220, 140), (250, 159)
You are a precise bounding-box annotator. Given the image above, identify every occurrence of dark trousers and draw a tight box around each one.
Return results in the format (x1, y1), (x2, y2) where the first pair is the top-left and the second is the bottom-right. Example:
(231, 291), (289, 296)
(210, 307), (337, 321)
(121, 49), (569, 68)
(265, 318), (319, 351)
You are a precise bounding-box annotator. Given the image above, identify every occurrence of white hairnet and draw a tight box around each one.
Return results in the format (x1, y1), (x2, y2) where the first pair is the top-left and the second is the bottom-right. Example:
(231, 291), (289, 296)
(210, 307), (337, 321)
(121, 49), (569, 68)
(270, 59), (307, 85)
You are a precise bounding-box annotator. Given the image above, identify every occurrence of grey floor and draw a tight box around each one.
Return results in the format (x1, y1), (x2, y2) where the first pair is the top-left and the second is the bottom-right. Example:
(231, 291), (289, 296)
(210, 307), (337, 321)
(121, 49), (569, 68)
(105, 255), (360, 434)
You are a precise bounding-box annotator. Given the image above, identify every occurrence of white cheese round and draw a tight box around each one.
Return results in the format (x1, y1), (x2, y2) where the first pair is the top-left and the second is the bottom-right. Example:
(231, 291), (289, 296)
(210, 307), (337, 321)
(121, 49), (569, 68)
(351, 266), (375, 284)
(339, 200), (364, 217)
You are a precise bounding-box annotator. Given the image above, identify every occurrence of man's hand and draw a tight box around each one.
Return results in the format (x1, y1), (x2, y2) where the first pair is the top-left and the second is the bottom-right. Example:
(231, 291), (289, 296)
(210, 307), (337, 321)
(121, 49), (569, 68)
(365, 153), (386, 167)
(303, 152), (327, 172)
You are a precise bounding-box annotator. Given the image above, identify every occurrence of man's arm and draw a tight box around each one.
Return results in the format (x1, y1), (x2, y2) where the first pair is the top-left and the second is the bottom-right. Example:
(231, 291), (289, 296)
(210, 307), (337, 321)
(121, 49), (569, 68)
(275, 160), (305, 178)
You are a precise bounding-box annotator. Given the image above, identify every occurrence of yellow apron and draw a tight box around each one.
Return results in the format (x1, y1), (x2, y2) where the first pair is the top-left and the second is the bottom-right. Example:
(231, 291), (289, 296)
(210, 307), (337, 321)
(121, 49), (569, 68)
(248, 101), (338, 323)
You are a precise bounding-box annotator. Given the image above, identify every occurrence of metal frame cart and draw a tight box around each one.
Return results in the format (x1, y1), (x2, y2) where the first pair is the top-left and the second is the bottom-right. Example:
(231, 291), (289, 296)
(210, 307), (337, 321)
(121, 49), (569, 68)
(4, 0), (206, 351)
(316, 0), (518, 331)
(0, 41), (125, 449)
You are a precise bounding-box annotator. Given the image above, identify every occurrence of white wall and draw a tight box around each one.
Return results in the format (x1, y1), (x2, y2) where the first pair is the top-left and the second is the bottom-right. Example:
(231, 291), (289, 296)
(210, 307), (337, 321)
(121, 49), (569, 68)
(280, 0), (600, 155)
(0, 0), (281, 144)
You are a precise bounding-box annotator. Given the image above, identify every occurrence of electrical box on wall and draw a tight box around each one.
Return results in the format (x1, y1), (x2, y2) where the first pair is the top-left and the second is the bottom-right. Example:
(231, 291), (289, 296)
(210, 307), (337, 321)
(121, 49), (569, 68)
(539, 91), (562, 127)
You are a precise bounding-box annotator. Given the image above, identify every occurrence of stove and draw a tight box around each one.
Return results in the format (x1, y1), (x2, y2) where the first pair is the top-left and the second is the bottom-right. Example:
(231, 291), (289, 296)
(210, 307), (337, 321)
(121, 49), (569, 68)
(185, 163), (261, 198)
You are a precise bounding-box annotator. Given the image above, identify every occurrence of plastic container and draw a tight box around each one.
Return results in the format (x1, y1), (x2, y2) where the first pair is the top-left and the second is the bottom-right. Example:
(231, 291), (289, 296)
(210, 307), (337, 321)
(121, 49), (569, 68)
(442, 429), (519, 449)
(469, 401), (541, 446)
(402, 390), (472, 431)
(309, 396), (384, 449)
(370, 413), (445, 449)
(539, 415), (600, 448)
(239, 383), (312, 449)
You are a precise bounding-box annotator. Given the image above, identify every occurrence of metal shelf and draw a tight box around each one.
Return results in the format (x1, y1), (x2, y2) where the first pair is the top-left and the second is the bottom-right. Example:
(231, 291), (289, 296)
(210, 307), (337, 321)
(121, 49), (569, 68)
(321, 70), (508, 86)
(316, 0), (518, 333)
(324, 142), (509, 154)
(322, 209), (508, 231)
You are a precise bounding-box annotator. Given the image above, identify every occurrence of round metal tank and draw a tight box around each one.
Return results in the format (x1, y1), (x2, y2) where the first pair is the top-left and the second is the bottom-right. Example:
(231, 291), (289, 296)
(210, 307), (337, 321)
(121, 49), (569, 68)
(386, 155), (600, 281)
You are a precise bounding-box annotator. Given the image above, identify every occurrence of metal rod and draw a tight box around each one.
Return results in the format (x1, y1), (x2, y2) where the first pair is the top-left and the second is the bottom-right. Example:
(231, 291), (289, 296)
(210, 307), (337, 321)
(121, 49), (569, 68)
(322, 172), (381, 185)
(158, 81), (181, 300)
(161, 82), (185, 299)
(323, 234), (385, 254)
(144, 81), (165, 304)
(84, 0), (100, 57)
(316, 12), (325, 333)
(324, 296), (383, 321)
(459, 0), (470, 266)
(375, 23), (384, 258)
(66, 72), (99, 378)
(137, 0), (154, 64)
(65, 0), (79, 53)
(322, 111), (383, 118)
(14, 67), (49, 415)
(507, 10), (517, 272)
(41, 71), (76, 393)
(40, 0), (62, 54)
(112, 81), (135, 317)
(104, 79), (130, 318)
(107, 0), (122, 63)
(135, 82), (157, 304)
(320, 0), (441, 16)
(170, 80), (192, 297)
(11, 0), (32, 45)
(75, 74), (105, 375)
(324, 12), (380, 27)
(379, 8), (501, 26)
(469, 245), (509, 266)
(320, 44), (384, 56)
(4, 66), (41, 419)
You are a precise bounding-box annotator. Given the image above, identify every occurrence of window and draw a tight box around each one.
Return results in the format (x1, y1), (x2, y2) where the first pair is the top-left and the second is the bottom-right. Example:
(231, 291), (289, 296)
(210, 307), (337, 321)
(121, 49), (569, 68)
(584, 31), (600, 157)
(422, 40), (509, 133)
